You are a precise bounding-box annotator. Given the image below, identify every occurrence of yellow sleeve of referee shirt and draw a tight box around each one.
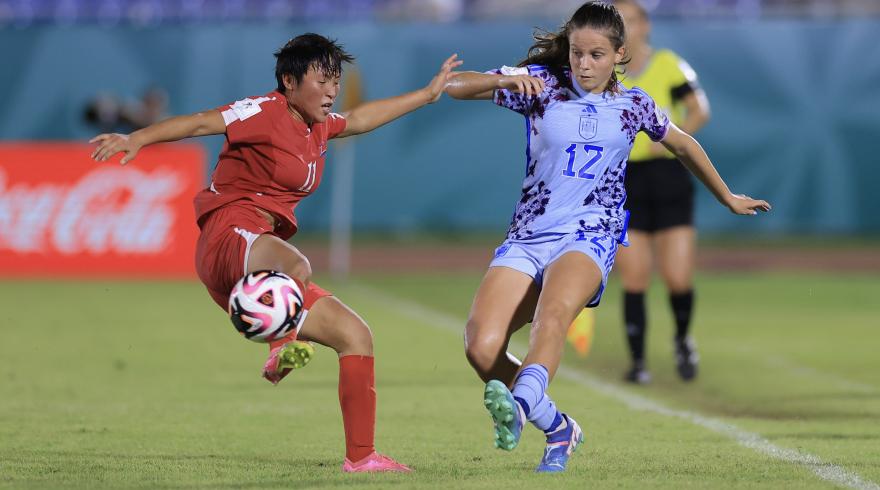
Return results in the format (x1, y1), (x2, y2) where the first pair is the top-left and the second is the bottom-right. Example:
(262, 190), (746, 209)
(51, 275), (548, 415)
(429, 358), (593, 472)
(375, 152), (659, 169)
(626, 49), (701, 162)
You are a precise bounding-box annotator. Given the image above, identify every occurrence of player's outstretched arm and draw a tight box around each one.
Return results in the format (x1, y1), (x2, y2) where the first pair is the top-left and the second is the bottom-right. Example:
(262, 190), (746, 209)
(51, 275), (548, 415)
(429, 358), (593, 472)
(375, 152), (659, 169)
(90, 110), (226, 165)
(445, 71), (546, 100)
(336, 54), (463, 138)
(661, 123), (771, 216)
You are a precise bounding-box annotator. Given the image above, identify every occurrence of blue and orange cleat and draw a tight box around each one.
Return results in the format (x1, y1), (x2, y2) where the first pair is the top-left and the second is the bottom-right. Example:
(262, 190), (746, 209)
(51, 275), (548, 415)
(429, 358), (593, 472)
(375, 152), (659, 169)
(535, 413), (584, 473)
(262, 340), (314, 385)
(483, 379), (525, 451)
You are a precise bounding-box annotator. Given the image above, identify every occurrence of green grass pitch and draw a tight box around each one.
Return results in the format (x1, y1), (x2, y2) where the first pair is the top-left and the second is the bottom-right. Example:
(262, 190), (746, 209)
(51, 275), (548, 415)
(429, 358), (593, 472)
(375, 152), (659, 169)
(1, 271), (878, 488)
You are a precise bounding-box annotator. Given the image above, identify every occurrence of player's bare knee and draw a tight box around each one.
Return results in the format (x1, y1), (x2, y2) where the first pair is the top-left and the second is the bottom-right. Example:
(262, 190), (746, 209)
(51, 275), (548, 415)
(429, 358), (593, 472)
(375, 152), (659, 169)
(340, 318), (373, 356)
(464, 326), (505, 373)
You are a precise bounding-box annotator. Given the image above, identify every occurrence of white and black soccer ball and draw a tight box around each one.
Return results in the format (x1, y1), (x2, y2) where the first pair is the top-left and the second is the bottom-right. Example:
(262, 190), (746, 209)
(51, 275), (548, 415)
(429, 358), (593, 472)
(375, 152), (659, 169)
(228, 270), (304, 343)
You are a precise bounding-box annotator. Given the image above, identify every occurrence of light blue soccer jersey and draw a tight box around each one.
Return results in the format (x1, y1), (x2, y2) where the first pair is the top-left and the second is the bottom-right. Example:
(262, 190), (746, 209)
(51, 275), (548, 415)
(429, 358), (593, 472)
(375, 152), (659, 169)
(491, 64), (669, 244)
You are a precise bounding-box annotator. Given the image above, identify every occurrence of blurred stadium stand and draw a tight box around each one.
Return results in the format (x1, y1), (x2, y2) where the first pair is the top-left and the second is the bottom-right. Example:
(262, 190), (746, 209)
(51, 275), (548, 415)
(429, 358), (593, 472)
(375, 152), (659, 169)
(1, 0), (878, 236)
(0, 0), (878, 24)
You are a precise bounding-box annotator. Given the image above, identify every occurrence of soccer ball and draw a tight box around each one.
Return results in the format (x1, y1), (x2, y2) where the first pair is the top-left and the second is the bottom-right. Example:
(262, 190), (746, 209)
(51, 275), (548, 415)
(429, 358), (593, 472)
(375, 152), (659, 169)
(228, 270), (304, 343)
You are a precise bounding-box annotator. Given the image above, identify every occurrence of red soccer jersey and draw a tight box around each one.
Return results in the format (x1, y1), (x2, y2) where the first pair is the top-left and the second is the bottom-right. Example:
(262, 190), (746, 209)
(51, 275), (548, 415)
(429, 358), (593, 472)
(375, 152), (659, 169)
(193, 91), (346, 239)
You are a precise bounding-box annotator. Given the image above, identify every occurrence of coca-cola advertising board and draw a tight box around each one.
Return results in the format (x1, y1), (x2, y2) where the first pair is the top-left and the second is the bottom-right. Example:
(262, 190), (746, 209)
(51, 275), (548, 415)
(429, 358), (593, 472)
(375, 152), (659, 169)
(0, 143), (205, 278)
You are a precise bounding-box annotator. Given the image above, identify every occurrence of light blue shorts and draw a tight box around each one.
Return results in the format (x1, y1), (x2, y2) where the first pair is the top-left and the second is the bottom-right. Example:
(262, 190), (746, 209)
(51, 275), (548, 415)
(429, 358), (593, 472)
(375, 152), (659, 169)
(489, 231), (619, 307)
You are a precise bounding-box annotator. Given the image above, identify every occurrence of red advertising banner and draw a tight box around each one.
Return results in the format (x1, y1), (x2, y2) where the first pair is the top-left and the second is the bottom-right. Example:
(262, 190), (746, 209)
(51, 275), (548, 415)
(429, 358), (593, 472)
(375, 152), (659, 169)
(0, 142), (205, 278)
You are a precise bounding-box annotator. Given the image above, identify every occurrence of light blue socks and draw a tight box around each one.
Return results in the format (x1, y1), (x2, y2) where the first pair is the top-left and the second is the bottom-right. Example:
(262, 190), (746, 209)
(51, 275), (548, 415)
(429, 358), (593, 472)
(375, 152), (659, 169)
(512, 364), (563, 433)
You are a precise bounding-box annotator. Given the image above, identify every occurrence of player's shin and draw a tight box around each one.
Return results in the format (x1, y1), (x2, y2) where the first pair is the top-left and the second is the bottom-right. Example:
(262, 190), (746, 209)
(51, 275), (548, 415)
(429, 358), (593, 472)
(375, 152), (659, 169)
(338, 355), (376, 462)
(512, 364), (561, 432)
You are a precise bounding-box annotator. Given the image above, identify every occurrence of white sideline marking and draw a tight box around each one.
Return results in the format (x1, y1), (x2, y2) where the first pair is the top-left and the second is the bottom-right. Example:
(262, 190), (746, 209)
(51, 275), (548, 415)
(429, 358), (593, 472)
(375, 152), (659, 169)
(352, 284), (880, 490)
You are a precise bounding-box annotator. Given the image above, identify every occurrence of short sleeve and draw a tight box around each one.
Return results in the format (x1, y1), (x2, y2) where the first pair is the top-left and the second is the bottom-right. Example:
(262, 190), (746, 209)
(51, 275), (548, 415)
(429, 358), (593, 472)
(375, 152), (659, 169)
(326, 112), (347, 139)
(634, 89), (670, 142)
(489, 65), (536, 115)
(218, 96), (275, 144)
(666, 52), (701, 101)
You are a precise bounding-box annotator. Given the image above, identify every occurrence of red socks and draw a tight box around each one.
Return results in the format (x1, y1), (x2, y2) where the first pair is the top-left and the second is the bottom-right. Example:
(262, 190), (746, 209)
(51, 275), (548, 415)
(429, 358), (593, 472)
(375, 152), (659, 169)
(338, 355), (376, 462)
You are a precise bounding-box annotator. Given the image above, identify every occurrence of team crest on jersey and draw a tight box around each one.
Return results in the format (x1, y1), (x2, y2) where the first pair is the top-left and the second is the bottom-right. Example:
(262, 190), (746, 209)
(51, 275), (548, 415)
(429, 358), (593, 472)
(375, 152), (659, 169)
(579, 116), (598, 140)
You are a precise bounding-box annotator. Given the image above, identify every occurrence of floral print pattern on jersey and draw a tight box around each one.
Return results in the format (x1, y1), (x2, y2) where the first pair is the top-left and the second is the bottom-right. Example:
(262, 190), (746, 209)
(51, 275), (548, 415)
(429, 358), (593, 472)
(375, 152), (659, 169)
(620, 88), (669, 145)
(581, 158), (628, 239)
(583, 158), (627, 209)
(508, 181), (551, 240)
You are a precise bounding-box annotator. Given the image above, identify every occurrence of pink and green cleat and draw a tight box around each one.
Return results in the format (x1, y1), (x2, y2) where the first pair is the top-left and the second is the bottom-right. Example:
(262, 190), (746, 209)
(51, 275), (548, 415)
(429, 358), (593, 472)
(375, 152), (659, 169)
(262, 340), (315, 385)
(342, 452), (412, 473)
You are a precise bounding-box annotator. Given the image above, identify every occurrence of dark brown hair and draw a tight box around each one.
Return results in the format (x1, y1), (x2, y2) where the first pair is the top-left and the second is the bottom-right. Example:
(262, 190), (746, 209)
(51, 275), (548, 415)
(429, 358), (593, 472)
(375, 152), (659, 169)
(519, 1), (627, 94)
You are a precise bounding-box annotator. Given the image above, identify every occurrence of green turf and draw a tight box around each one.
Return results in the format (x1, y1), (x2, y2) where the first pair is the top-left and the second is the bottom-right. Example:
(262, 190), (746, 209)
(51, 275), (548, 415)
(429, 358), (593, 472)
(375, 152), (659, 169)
(1, 272), (878, 488)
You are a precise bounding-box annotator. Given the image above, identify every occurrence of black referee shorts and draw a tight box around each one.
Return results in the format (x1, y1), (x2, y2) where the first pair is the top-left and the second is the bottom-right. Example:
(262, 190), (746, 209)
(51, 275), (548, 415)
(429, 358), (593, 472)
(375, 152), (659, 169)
(624, 157), (695, 232)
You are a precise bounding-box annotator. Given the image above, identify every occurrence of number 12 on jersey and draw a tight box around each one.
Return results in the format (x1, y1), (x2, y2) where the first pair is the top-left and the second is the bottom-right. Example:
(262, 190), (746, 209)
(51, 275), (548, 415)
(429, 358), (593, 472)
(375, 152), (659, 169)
(562, 144), (603, 180)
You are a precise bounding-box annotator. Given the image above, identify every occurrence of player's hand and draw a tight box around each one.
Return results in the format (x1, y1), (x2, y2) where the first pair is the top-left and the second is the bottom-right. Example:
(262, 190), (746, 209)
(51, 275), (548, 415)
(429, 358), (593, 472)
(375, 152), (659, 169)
(425, 54), (464, 104)
(498, 74), (545, 98)
(725, 193), (771, 215)
(89, 133), (141, 165)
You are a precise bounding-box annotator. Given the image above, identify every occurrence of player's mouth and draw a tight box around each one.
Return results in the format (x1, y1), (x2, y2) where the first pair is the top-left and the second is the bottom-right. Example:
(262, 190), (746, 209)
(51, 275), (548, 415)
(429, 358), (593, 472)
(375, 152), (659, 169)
(320, 102), (333, 114)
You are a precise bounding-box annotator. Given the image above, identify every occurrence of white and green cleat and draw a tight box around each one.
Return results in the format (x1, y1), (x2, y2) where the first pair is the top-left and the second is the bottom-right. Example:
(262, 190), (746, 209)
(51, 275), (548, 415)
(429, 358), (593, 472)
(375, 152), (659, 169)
(484, 379), (525, 451)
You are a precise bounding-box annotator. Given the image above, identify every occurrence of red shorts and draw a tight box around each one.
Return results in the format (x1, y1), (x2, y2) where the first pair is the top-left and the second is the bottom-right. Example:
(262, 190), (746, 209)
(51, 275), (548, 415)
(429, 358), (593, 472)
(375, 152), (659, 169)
(195, 203), (331, 312)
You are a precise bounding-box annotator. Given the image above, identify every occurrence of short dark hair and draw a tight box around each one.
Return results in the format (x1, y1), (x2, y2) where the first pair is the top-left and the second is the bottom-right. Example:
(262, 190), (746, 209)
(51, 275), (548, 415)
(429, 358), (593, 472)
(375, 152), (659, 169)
(274, 33), (355, 93)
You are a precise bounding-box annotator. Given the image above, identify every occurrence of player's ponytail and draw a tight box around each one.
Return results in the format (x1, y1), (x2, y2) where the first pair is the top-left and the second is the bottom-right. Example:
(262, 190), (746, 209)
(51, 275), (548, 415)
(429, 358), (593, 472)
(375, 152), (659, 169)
(606, 68), (621, 94)
(519, 28), (570, 70)
(518, 26), (573, 89)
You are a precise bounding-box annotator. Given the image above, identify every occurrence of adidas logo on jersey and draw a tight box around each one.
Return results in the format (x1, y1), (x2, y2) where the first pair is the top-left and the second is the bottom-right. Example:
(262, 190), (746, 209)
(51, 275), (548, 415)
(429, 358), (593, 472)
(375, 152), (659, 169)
(581, 104), (598, 114)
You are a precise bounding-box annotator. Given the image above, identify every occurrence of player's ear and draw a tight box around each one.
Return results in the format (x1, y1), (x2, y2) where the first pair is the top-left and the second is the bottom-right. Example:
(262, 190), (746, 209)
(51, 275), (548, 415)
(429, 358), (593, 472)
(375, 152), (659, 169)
(282, 73), (297, 92)
(614, 46), (625, 64)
